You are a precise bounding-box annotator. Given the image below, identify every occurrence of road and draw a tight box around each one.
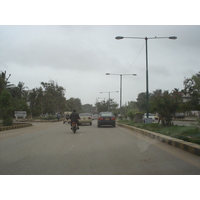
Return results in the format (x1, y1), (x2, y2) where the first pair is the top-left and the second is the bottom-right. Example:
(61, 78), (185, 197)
(173, 120), (197, 126)
(0, 120), (200, 175)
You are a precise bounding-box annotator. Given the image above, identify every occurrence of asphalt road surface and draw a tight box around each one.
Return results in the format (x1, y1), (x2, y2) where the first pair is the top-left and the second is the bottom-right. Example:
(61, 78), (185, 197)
(0, 121), (200, 175)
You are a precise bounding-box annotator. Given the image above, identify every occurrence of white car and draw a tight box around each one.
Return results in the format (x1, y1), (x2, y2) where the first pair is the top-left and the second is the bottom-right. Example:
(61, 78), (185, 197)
(143, 113), (156, 122)
(79, 113), (92, 125)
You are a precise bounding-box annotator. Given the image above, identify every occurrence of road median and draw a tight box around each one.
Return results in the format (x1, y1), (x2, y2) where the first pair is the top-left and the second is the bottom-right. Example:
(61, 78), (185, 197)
(117, 122), (200, 157)
(0, 123), (32, 131)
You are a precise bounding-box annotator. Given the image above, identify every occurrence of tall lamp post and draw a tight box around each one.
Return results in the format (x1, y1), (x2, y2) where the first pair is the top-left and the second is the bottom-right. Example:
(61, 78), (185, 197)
(115, 36), (177, 119)
(106, 73), (137, 114)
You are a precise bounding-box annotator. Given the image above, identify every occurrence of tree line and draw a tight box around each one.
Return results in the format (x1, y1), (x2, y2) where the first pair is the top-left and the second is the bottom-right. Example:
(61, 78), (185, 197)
(0, 70), (199, 126)
(120, 71), (200, 125)
(0, 71), (86, 125)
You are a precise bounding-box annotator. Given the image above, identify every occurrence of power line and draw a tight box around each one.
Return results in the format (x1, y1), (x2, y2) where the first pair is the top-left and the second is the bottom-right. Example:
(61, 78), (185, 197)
(125, 41), (145, 73)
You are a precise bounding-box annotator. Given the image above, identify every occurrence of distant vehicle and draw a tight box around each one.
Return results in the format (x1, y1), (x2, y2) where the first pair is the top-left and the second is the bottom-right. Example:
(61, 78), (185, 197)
(98, 112), (116, 127)
(79, 113), (92, 125)
(153, 114), (159, 120)
(174, 113), (185, 119)
(63, 111), (72, 124)
(143, 113), (157, 122)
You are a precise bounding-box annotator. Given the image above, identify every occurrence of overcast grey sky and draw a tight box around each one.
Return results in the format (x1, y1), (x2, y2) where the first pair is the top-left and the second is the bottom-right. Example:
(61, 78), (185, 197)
(0, 25), (200, 106)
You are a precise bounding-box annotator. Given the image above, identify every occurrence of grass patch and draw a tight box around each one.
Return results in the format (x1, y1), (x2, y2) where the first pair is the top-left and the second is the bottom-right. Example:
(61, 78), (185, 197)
(118, 119), (200, 145)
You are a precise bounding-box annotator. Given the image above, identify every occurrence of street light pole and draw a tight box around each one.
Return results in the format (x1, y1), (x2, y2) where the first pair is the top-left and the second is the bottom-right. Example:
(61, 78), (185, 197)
(120, 74), (122, 112)
(115, 35), (177, 119)
(100, 91), (118, 101)
(106, 73), (137, 114)
(145, 37), (149, 118)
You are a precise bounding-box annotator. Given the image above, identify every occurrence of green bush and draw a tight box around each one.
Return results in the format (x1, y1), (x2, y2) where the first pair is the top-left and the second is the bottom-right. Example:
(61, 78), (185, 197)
(134, 112), (143, 123)
(127, 110), (135, 121)
(0, 89), (13, 126)
(118, 119), (200, 145)
(3, 116), (13, 126)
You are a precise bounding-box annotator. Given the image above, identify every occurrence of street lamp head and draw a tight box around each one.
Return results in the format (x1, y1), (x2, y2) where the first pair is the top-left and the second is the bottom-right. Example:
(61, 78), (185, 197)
(169, 36), (177, 40)
(106, 73), (110, 75)
(115, 36), (124, 40)
(132, 74), (137, 76)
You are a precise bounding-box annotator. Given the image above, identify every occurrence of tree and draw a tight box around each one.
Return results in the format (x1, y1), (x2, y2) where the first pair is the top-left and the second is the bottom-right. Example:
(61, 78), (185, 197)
(95, 99), (118, 113)
(151, 89), (182, 126)
(95, 100), (108, 113)
(12, 98), (29, 114)
(109, 99), (118, 112)
(82, 104), (96, 113)
(183, 71), (200, 110)
(41, 81), (66, 114)
(0, 71), (15, 94)
(28, 80), (67, 116)
(27, 88), (39, 116)
(0, 89), (13, 126)
(136, 92), (148, 112)
(28, 87), (44, 116)
(9, 82), (29, 114)
(122, 101), (138, 115)
(10, 82), (28, 100)
(66, 98), (82, 113)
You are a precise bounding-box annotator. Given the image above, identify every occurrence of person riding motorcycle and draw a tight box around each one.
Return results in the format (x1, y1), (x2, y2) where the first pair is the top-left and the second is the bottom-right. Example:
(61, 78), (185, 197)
(69, 109), (80, 129)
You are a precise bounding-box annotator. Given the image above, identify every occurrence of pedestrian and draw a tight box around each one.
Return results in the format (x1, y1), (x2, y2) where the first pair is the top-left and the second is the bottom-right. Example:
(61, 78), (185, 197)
(57, 113), (61, 121)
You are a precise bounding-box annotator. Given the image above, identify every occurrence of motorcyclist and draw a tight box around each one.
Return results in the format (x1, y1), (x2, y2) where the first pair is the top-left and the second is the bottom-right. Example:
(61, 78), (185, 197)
(69, 109), (80, 129)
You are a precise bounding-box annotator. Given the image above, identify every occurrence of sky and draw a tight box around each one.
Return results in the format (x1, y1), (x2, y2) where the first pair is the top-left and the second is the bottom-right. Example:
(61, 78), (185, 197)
(1, 25), (199, 106)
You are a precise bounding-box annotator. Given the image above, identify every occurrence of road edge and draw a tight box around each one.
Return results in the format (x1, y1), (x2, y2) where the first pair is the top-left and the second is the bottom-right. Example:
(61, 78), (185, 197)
(0, 123), (32, 131)
(117, 122), (200, 157)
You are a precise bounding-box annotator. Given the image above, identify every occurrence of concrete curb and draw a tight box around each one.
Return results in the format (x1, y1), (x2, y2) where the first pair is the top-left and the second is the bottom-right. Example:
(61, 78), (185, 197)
(0, 123), (32, 131)
(117, 122), (200, 157)
(0, 119), (60, 123)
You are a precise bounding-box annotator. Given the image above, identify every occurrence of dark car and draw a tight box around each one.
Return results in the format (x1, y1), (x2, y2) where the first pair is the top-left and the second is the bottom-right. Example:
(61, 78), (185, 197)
(98, 112), (116, 127)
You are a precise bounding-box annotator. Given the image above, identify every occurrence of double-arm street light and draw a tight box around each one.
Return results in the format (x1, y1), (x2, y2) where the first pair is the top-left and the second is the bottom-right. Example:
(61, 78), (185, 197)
(115, 35), (177, 119)
(100, 91), (119, 111)
(106, 73), (137, 114)
(100, 91), (119, 101)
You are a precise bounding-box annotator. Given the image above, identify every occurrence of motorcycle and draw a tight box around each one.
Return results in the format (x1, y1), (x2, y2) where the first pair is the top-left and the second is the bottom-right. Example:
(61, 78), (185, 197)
(71, 121), (77, 133)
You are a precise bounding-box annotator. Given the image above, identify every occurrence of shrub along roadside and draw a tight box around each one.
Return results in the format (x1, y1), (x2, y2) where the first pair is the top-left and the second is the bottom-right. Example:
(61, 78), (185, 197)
(118, 119), (200, 145)
(0, 89), (13, 126)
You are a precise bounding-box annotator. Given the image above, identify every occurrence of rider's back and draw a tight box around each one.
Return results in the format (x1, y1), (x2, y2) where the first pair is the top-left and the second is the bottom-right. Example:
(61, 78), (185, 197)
(70, 112), (79, 122)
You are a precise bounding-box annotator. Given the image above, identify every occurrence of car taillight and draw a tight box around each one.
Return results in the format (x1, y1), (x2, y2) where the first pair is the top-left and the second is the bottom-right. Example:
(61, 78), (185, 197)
(111, 117), (116, 120)
(98, 117), (103, 120)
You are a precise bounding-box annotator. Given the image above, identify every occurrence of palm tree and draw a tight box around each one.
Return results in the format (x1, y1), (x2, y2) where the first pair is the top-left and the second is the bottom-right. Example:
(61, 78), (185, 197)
(0, 71), (15, 94)
(17, 81), (28, 99)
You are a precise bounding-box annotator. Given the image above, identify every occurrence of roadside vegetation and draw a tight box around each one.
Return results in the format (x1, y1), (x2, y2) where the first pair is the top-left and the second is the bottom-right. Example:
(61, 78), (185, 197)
(118, 119), (200, 145)
(0, 70), (200, 129)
